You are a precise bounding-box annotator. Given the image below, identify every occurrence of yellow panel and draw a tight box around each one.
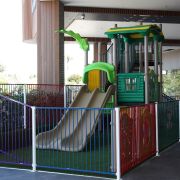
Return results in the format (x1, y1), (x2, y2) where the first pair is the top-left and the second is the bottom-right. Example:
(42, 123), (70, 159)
(88, 70), (100, 91)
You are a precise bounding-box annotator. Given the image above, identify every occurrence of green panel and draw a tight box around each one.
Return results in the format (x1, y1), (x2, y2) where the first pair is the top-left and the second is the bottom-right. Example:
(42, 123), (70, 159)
(117, 73), (144, 103)
(158, 101), (179, 151)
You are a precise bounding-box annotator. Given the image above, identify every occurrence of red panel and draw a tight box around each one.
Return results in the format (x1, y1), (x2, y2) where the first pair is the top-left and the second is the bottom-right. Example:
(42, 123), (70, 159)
(120, 104), (156, 175)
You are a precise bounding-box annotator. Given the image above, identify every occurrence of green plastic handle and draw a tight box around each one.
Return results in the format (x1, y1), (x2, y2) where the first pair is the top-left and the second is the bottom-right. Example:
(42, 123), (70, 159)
(56, 29), (89, 51)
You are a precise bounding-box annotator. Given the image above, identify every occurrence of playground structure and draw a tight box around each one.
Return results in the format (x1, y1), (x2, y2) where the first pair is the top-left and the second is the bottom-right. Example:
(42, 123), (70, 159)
(105, 24), (164, 104)
(1, 24), (179, 179)
(36, 24), (164, 152)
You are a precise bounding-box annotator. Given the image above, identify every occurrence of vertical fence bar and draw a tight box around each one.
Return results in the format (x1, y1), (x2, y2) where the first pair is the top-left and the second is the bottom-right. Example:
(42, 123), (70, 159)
(155, 102), (159, 156)
(179, 101), (180, 142)
(32, 106), (36, 172)
(23, 84), (26, 129)
(64, 85), (66, 107)
(115, 107), (121, 180)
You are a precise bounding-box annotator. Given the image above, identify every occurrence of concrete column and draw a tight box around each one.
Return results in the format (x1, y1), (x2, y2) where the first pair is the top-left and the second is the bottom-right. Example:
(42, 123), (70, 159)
(144, 35), (149, 104)
(37, 0), (64, 84)
(101, 42), (107, 62)
(93, 42), (98, 62)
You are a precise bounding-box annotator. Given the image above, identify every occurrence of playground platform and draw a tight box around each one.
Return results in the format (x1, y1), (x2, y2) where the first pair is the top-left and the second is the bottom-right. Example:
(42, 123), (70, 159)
(0, 142), (180, 180)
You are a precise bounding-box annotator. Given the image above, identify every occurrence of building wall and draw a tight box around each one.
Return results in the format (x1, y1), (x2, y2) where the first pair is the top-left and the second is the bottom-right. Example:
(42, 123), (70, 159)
(162, 49), (180, 70)
(22, 0), (33, 41)
(37, 0), (64, 84)
(22, 0), (64, 84)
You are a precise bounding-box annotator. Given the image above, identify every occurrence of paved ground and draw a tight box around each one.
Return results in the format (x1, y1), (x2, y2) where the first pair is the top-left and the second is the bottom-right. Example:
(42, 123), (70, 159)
(0, 143), (180, 180)
(123, 142), (180, 180)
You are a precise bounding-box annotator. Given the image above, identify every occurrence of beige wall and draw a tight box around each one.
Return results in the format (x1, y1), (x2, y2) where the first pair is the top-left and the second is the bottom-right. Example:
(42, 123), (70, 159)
(37, 0), (64, 84)
(22, 0), (33, 41)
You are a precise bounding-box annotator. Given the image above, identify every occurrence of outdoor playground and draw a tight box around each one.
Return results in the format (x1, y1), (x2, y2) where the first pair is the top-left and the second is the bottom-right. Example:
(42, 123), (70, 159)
(0, 24), (179, 179)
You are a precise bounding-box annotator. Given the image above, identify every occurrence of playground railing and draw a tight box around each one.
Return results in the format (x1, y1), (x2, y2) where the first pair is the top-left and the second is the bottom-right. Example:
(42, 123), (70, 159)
(0, 84), (83, 108)
(0, 94), (32, 167)
(119, 103), (156, 175)
(65, 85), (82, 107)
(158, 100), (179, 151)
(35, 106), (115, 176)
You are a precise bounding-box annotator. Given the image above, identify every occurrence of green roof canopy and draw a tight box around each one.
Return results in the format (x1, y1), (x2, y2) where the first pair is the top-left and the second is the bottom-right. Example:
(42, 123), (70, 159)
(105, 24), (164, 42)
(83, 62), (115, 84)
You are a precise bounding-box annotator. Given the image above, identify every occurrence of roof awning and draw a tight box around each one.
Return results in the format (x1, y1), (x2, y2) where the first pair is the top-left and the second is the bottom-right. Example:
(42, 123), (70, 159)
(105, 24), (164, 42)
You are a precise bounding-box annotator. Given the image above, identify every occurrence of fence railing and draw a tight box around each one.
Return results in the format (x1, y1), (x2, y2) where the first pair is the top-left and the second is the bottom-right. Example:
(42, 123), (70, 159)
(35, 106), (115, 175)
(0, 94), (32, 166)
(158, 100), (179, 151)
(0, 91), (180, 179)
(119, 104), (156, 175)
(0, 84), (83, 108)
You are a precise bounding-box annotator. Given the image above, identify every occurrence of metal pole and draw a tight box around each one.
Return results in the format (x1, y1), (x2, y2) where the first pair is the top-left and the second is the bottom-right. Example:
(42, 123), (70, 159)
(64, 85), (66, 107)
(139, 42), (143, 72)
(155, 102), (159, 156)
(154, 39), (158, 75)
(98, 42), (101, 61)
(159, 24), (163, 102)
(84, 51), (88, 67)
(179, 101), (180, 142)
(125, 41), (129, 73)
(32, 106), (36, 172)
(144, 35), (149, 104)
(23, 84), (26, 129)
(154, 39), (159, 101)
(115, 107), (122, 180)
(111, 110), (115, 171)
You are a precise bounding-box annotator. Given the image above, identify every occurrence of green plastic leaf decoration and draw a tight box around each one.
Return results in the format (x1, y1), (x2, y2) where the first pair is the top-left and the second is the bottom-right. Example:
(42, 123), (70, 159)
(57, 29), (89, 51)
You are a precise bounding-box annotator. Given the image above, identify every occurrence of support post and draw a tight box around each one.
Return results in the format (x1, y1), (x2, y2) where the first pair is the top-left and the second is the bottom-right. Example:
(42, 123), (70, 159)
(154, 39), (159, 101)
(84, 51), (88, 67)
(112, 37), (118, 106)
(98, 42), (101, 60)
(115, 107), (122, 180)
(23, 84), (26, 129)
(125, 41), (129, 73)
(155, 102), (159, 156)
(159, 24), (163, 102)
(179, 101), (180, 142)
(154, 39), (158, 75)
(144, 35), (149, 104)
(32, 106), (36, 172)
(139, 42), (143, 72)
(64, 85), (66, 107)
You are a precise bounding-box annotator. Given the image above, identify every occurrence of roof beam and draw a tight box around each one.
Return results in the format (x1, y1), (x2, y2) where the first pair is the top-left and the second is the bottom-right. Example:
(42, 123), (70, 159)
(65, 37), (180, 46)
(64, 6), (180, 23)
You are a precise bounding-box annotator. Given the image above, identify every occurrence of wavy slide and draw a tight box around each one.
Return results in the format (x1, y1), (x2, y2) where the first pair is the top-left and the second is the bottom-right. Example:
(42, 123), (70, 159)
(36, 85), (114, 152)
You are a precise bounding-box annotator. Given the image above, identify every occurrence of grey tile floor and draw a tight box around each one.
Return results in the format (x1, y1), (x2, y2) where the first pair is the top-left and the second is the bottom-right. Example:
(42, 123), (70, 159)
(1, 143), (180, 180)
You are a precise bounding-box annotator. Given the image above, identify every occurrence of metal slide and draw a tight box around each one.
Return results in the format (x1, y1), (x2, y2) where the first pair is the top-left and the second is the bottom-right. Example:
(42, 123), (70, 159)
(36, 85), (114, 152)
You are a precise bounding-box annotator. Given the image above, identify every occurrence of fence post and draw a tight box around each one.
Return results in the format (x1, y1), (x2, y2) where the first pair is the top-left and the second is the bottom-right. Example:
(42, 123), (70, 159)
(32, 106), (36, 172)
(179, 101), (180, 142)
(155, 102), (159, 156)
(23, 84), (26, 129)
(64, 85), (66, 107)
(115, 107), (122, 180)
